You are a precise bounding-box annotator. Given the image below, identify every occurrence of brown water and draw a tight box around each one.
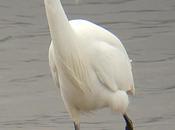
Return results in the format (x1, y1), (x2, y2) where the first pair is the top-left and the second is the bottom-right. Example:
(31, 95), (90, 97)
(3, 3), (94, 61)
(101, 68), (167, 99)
(0, 0), (175, 130)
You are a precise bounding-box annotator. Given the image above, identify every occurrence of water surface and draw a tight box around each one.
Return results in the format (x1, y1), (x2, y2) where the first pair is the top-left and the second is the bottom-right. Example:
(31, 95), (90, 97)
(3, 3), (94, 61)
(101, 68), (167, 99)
(0, 0), (175, 130)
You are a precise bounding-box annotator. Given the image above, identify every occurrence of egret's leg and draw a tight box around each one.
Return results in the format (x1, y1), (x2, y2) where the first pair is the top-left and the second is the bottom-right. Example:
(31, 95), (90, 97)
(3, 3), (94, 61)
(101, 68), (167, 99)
(74, 122), (80, 130)
(123, 113), (134, 130)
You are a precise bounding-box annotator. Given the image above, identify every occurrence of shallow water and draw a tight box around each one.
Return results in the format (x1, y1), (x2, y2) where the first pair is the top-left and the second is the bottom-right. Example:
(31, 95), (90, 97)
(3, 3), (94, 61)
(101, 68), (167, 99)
(0, 0), (175, 130)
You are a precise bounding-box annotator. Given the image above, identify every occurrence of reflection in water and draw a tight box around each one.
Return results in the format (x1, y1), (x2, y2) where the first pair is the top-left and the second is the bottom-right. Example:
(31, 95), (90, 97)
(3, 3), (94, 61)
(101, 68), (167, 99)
(0, 0), (175, 130)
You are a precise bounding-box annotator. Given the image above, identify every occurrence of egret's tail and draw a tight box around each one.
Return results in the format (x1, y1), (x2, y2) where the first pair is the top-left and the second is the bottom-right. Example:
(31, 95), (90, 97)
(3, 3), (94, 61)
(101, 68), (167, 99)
(110, 90), (129, 113)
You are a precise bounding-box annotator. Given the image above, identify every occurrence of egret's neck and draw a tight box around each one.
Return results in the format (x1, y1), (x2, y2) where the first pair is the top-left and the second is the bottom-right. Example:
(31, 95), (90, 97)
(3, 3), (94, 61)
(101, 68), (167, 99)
(44, 0), (76, 57)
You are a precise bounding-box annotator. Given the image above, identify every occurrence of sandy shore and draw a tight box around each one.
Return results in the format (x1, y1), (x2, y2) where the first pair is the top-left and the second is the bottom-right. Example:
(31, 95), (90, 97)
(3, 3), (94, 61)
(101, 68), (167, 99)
(0, 0), (175, 130)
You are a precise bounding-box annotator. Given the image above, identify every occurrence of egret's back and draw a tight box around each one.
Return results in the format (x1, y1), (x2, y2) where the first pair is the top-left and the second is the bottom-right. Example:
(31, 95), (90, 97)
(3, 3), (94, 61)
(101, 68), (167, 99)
(70, 20), (128, 57)
(69, 20), (135, 94)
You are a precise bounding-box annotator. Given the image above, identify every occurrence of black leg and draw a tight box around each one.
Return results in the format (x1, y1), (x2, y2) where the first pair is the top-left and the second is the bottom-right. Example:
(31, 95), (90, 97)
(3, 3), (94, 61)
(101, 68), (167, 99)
(123, 113), (134, 130)
(74, 122), (80, 130)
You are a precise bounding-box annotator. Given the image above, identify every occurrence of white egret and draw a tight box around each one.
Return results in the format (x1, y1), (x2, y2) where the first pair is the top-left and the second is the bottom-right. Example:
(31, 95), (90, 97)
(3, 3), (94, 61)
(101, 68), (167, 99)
(44, 0), (135, 130)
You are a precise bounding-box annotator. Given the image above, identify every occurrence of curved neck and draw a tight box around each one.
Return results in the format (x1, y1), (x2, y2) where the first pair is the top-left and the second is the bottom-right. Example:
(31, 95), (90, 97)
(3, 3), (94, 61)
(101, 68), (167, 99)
(44, 0), (75, 56)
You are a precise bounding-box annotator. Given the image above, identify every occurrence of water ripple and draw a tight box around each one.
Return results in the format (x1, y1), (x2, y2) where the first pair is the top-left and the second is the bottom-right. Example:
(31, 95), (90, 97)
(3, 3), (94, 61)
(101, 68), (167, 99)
(64, 0), (135, 6)
(0, 114), (71, 128)
(82, 0), (134, 5)
(134, 56), (175, 63)
(9, 74), (46, 83)
(16, 33), (49, 39)
(164, 85), (175, 91)
(0, 19), (33, 26)
(16, 15), (35, 19)
(0, 67), (11, 71)
(22, 58), (42, 63)
(119, 9), (165, 13)
(127, 34), (152, 40)
(142, 19), (175, 25)
(131, 25), (170, 29)
(0, 36), (12, 43)
(0, 5), (9, 8)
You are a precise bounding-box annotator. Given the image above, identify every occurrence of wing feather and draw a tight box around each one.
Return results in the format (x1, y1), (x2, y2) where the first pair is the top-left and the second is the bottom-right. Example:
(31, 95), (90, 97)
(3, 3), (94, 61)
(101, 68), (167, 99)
(90, 41), (134, 93)
(70, 20), (135, 94)
(49, 42), (60, 88)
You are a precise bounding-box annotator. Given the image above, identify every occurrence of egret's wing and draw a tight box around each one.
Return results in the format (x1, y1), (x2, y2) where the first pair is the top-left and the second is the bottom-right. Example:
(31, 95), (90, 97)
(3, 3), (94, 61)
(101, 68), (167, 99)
(49, 41), (90, 93)
(49, 42), (60, 88)
(70, 20), (134, 93)
(90, 41), (134, 93)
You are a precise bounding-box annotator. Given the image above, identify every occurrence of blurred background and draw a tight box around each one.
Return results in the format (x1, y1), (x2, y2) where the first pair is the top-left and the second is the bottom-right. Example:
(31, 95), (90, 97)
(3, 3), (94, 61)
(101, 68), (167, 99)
(0, 0), (175, 130)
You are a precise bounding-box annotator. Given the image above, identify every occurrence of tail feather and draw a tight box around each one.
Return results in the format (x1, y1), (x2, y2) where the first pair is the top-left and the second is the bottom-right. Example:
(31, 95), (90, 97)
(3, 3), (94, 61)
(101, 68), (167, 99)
(110, 90), (129, 113)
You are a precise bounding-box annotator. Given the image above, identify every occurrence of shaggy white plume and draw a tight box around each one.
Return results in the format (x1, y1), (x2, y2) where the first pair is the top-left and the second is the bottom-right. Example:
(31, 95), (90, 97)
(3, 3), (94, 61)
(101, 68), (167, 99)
(110, 91), (129, 113)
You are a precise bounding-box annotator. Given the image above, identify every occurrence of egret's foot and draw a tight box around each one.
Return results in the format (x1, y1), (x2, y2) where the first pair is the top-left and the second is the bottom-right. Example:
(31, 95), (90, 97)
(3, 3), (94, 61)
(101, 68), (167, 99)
(74, 122), (80, 130)
(123, 114), (134, 130)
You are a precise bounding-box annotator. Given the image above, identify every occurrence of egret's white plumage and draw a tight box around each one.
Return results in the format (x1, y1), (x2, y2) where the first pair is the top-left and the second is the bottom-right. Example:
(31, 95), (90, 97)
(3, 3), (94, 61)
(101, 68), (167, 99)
(45, 0), (135, 128)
